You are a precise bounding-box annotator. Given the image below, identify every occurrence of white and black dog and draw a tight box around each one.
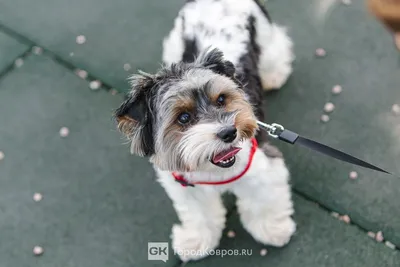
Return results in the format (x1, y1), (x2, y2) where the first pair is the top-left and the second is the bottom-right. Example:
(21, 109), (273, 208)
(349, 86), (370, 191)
(115, 0), (295, 262)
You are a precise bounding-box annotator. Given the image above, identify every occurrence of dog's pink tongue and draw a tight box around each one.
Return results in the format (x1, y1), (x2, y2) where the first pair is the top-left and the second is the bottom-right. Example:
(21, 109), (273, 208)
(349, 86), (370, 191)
(212, 147), (242, 163)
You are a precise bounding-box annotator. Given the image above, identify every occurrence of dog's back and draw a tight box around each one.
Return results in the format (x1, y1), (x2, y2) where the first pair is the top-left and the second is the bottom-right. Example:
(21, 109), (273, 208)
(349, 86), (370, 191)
(163, 0), (271, 66)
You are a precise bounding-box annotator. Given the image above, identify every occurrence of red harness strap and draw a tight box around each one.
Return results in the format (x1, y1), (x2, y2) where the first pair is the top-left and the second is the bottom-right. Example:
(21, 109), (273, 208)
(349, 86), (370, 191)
(172, 138), (258, 187)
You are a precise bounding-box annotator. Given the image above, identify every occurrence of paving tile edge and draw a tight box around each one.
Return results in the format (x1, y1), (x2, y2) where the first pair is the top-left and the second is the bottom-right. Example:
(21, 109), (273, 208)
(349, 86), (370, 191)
(0, 21), (125, 96)
(292, 189), (399, 252)
(0, 46), (32, 80)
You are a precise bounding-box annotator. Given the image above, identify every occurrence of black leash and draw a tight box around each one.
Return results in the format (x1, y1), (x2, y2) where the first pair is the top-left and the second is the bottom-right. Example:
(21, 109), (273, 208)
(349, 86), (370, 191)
(257, 121), (393, 175)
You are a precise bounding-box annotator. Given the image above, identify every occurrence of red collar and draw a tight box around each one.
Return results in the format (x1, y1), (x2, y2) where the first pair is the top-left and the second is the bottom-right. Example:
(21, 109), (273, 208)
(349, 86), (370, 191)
(172, 138), (258, 187)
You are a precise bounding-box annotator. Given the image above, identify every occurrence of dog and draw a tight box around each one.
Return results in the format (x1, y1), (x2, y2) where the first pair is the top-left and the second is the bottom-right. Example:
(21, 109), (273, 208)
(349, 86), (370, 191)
(114, 0), (295, 262)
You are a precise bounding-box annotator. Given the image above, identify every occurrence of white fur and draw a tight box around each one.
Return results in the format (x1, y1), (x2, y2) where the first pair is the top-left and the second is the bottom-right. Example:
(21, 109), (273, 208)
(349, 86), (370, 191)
(162, 0), (294, 90)
(156, 139), (295, 262)
(256, 23), (295, 90)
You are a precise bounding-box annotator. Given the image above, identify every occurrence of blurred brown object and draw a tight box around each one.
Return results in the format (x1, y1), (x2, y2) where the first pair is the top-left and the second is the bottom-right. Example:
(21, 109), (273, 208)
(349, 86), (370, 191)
(395, 33), (400, 49)
(367, 0), (400, 33)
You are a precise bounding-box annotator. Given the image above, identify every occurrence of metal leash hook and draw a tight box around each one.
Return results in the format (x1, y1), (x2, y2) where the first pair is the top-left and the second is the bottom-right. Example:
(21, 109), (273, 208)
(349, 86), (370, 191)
(257, 121), (299, 144)
(256, 121), (284, 139)
(256, 120), (393, 176)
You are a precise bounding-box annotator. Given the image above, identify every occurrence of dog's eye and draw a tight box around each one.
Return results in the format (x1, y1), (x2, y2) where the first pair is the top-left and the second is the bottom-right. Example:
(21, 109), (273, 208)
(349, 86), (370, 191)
(177, 112), (191, 124)
(216, 94), (225, 106)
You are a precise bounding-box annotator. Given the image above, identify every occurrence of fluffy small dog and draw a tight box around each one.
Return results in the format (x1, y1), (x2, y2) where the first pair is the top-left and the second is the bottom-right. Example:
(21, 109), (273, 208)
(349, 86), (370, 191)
(115, 0), (295, 262)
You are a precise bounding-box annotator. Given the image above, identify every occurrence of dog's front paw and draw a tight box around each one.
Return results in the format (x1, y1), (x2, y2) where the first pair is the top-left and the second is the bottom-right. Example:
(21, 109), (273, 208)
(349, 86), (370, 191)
(245, 217), (296, 247)
(171, 224), (220, 262)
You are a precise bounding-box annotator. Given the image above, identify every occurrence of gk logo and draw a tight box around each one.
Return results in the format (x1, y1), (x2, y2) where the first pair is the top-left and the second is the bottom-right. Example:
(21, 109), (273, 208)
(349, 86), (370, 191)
(148, 242), (169, 262)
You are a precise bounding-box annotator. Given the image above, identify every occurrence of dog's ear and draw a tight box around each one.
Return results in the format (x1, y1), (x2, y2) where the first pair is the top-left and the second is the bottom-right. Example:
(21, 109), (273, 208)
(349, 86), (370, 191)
(195, 47), (236, 78)
(114, 72), (155, 156)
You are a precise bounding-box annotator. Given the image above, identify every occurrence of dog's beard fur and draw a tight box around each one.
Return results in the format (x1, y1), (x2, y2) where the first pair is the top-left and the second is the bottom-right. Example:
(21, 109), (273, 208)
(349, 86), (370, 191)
(114, 48), (258, 172)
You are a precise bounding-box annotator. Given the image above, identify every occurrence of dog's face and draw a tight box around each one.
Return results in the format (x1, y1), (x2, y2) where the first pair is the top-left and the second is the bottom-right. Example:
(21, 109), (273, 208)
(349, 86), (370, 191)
(115, 49), (258, 172)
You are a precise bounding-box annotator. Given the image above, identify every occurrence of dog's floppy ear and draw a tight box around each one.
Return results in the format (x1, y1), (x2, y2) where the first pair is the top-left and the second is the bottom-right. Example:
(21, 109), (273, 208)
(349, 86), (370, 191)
(114, 72), (155, 156)
(195, 47), (236, 78)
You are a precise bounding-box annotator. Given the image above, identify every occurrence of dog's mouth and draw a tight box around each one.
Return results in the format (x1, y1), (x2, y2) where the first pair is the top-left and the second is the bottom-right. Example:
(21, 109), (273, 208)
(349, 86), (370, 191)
(210, 147), (241, 168)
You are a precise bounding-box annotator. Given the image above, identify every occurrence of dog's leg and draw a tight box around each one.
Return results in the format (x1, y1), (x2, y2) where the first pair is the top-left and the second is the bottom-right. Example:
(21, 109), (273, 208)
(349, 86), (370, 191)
(157, 170), (226, 262)
(232, 147), (296, 247)
(256, 17), (294, 90)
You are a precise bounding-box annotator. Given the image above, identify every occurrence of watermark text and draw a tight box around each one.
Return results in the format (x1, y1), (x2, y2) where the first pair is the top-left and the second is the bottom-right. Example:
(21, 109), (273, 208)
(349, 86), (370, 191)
(148, 242), (253, 262)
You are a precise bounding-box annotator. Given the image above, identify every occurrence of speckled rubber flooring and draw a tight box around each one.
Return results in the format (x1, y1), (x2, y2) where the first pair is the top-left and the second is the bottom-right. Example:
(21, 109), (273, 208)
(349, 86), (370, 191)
(0, 0), (399, 266)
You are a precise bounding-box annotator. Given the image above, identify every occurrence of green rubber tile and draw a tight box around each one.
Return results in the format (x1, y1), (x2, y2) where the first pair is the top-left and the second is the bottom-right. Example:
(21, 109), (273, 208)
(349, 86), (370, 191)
(0, 30), (29, 74)
(0, 55), (179, 267)
(0, 0), (183, 91)
(262, 0), (400, 247)
(186, 194), (400, 267)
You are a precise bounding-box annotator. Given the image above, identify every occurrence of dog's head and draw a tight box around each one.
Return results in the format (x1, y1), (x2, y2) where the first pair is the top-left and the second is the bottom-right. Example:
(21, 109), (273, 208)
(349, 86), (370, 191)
(114, 48), (258, 172)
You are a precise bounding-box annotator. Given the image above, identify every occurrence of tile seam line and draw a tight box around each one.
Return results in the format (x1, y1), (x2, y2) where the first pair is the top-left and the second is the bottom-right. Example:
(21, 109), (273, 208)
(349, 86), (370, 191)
(0, 21), (116, 91)
(292, 188), (399, 251)
(0, 46), (32, 80)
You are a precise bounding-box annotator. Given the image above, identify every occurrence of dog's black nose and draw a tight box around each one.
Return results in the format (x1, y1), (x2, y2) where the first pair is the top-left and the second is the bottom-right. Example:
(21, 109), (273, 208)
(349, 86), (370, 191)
(217, 126), (237, 143)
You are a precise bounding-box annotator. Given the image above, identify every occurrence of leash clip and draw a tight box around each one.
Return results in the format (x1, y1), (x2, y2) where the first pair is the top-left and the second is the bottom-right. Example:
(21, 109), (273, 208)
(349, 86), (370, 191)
(257, 121), (284, 138)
